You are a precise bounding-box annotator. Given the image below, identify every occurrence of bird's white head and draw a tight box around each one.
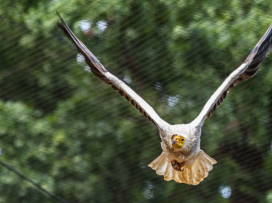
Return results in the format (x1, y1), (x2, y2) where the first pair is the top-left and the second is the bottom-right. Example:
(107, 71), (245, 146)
(171, 134), (185, 149)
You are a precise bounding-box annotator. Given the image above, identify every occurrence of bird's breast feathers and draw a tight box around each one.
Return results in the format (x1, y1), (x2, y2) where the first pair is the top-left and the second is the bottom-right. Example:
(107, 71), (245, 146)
(159, 124), (201, 161)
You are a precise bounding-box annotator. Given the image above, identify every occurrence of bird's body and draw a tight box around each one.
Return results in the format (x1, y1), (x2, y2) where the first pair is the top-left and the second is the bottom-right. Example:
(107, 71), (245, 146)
(57, 12), (272, 185)
(159, 124), (200, 163)
(148, 122), (216, 185)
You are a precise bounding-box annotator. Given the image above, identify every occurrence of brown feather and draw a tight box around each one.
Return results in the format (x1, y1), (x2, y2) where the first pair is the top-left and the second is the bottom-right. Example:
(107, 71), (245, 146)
(205, 23), (272, 118)
(57, 12), (158, 126)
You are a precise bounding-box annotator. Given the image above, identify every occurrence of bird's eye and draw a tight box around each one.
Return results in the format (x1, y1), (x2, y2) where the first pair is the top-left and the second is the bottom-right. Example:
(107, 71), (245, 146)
(181, 139), (184, 141)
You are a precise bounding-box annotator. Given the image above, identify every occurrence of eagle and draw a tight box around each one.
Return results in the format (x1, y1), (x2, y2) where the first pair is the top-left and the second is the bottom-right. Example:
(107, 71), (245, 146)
(58, 13), (272, 185)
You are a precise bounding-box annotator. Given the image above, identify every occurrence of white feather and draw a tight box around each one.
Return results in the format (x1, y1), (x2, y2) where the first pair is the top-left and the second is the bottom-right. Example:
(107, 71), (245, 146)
(148, 150), (216, 185)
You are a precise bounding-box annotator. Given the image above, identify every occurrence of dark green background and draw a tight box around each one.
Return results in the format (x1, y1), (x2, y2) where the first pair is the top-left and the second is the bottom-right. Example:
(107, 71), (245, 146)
(0, 0), (272, 202)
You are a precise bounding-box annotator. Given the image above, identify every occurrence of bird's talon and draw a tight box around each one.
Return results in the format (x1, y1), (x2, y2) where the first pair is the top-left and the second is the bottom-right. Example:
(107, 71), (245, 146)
(171, 160), (186, 171)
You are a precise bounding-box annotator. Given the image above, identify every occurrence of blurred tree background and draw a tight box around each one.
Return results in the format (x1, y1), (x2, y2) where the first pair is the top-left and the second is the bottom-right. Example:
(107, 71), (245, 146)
(0, 0), (272, 202)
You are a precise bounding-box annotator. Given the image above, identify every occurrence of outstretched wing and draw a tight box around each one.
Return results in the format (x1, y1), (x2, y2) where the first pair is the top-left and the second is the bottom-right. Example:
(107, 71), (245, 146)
(57, 13), (167, 128)
(192, 23), (272, 127)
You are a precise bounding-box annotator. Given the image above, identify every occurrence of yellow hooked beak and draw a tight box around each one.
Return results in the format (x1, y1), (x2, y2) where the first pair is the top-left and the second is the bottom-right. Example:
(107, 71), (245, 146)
(171, 134), (185, 149)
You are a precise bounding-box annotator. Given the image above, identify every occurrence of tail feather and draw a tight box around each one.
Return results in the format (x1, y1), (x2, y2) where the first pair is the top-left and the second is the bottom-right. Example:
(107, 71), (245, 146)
(198, 158), (209, 173)
(175, 172), (184, 183)
(178, 170), (188, 183)
(194, 159), (205, 178)
(188, 168), (194, 184)
(156, 164), (167, 175)
(179, 168), (191, 184)
(164, 163), (173, 181)
(194, 173), (202, 183)
(148, 150), (216, 185)
(149, 152), (167, 173)
(173, 170), (181, 183)
(153, 158), (164, 170)
(149, 153), (162, 166)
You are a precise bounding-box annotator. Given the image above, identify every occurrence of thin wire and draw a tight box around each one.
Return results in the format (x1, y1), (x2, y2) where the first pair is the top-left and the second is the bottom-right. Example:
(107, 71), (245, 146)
(0, 160), (70, 203)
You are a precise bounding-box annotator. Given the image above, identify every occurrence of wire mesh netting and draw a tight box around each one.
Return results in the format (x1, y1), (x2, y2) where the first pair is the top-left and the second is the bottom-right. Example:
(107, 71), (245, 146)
(1, 0), (272, 203)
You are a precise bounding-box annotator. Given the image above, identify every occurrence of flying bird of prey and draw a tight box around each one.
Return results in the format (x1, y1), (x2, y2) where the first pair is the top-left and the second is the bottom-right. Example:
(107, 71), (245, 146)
(58, 13), (272, 185)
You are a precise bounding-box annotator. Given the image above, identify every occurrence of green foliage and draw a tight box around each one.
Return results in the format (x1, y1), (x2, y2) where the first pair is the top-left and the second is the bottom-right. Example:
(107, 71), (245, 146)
(0, 0), (272, 202)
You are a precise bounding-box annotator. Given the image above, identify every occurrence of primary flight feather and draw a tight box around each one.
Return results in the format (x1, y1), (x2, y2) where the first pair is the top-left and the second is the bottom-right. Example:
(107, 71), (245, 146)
(57, 12), (272, 185)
